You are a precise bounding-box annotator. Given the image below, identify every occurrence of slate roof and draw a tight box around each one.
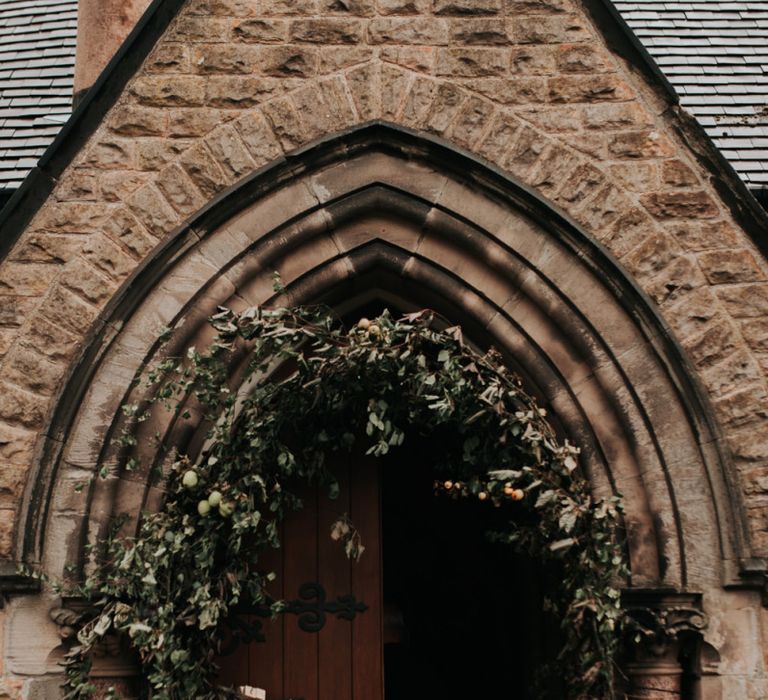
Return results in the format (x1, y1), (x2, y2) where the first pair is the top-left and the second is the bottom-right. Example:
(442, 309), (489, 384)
(0, 0), (765, 192)
(614, 0), (768, 188)
(0, 0), (76, 191)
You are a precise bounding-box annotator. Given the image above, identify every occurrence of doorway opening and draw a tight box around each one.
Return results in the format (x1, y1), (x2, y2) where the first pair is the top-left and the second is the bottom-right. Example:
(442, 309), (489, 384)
(381, 432), (564, 700)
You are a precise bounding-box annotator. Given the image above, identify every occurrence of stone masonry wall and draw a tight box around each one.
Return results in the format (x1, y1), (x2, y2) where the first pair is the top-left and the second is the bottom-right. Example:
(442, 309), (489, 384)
(1, 0), (768, 561)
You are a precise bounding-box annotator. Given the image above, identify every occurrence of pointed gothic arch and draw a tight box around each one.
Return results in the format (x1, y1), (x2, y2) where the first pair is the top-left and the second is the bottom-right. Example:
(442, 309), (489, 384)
(20, 123), (750, 605)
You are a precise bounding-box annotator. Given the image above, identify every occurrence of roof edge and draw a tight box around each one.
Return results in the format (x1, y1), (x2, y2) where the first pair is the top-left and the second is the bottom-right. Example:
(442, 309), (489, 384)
(0, 0), (187, 262)
(584, 0), (768, 259)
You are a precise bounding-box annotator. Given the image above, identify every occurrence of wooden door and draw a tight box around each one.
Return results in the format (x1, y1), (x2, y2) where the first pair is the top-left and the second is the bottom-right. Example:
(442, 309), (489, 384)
(218, 455), (383, 700)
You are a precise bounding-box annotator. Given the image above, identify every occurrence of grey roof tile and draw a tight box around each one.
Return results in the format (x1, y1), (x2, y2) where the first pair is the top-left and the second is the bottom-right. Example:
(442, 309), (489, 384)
(0, 0), (74, 189)
(614, 0), (768, 187)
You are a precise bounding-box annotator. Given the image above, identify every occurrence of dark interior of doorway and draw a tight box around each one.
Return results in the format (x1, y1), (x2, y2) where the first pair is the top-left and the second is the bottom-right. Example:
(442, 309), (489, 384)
(380, 432), (564, 700)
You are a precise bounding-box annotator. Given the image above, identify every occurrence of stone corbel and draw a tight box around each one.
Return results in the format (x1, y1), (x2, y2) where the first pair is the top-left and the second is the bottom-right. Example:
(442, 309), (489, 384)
(620, 590), (708, 699)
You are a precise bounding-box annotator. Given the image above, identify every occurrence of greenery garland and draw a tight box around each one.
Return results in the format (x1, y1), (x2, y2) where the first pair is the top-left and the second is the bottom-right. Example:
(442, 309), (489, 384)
(62, 303), (626, 699)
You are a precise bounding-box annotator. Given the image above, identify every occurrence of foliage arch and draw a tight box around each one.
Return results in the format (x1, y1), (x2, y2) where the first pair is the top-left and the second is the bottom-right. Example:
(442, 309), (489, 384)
(63, 304), (625, 700)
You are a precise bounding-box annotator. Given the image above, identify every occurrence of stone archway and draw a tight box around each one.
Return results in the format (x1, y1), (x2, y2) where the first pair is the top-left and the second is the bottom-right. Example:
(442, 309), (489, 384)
(14, 124), (758, 697)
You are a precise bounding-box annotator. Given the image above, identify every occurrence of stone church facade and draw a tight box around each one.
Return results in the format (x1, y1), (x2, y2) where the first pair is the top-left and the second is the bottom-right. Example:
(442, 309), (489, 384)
(0, 0), (768, 697)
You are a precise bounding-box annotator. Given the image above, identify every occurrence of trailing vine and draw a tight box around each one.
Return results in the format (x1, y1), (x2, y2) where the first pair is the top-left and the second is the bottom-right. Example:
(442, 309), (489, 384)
(62, 304), (626, 699)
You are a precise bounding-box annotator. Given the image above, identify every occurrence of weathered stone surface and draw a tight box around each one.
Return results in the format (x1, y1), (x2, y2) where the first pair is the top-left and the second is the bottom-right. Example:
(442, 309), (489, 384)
(607, 162), (658, 193)
(528, 144), (581, 194)
(100, 171), (148, 203)
(502, 125), (548, 177)
(601, 207), (656, 258)
(702, 348), (763, 397)
(262, 96), (306, 149)
(505, 0), (571, 12)
(381, 64), (410, 119)
(450, 18), (511, 44)
(370, 17), (450, 44)
(434, 0), (502, 14)
(549, 74), (633, 102)
(234, 111), (283, 165)
(517, 105), (580, 131)
(401, 75), (439, 126)
(556, 162), (605, 205)
(257, 46), (318, 77)
(192, 44), (259, 73)
(102, 207), (157, 259)
(205, 124), (257, 180)
(82, 139), (134, 169)
(319, 46), (374, 72)
(2, 345), (65, 397)
(81, 233), (137, 282)
(169, 16), (230, 42)
(319, 0), (376, 15)
(377, 0), (430, 13)
(0, 296), (37, 328)
(9, 234), (84, 265)
(715, 383), (768, 429)
(55, 171), (99, 202)
(582, 102), (650, 130)
(510, 15), (589, 44)
(234, 18), (288, 43)
(380, 45), (435, 72)
(131, 76), (206, 107)
(662, 159), (698, 187)
(474, 111), (521, 161)
(169, 109), (232, 138)
(448, 95), (495, 148)
(157, 163), (207, 215)
(670, 220), (741, 252)
(469, 76), (548, 104)
(697, 249), (766, 285)
(509, 45), (557, 73)
(0, 383), (46, 429)
(291, 18), (366, 44)
(682, 317), (741, 369)
(19, 316), (80, 364)
(346, 62), (380, 120)
(436, 48), (509, 77)
(645, 254), (706, 305)
(575, 184), (633, 233)
(0, 423), (37, 466)
(0, 263), (58, 297)
(60, 258), (120, 306)
(146, 42), (190, 73)
(187, 0), (254, 15)
(424, 83), (466, 134)
(136, 138), (192, 171)
(742, 318), (768, 355)
(717, 284), (768, 319)
(127, 184), (181, 238)
(34, 202), (109, 234)
(640, 191), (719, 219)
(607, 130), (675, 159)
(205, 76), (292, 107)
(555, 44), (608, 72)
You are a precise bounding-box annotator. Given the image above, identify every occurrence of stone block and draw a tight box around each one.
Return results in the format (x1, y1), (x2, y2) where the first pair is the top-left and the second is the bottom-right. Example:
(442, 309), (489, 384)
(146, 42), (190, 73)
(742, 318), (768, 355)
(0, 382), (46, 429)
(377, 0), (430, 13)
(662, 159), (698, 187)
(436, 48), (509, 77)
(34, 202), (109, 234)
(448, 95), (495, 148)
(2, 345), (64, 397)
(555, 162), (605, 205)
(474, 111), (522, 162)
(670, 220), (741, 252)
(204, 124), (257, 180)
(607, 161), (658, 193)
(319, 46), (374, 72)
(319, 0), (376, 14)
(156, 163), (207, 215)
(9, 233), (84, 265)
(621, 232), (677, 280)
(205, 75), (292, 107)
(130, 75), (206, 107)
(261, 0), (320, 13)
(127, 184), (181, 238)
(682, 317), (741, 369)
(697, 249), (766, 285)
(509, 15), (590, 44)
(19, 315), (80, 364)
(714, 383), (768, 429)
(701, 348), (763, 397)
(0, 508), (14, 557)
(169, 108), (232, 137)
(102, 207), (157, 259)
(716, 284), (768, 318)
(380, 46), (435, 72)
(450, 18), (511, 44)
(574, 183), (632, 232)
(55, 171), (99, 202)
(82, 140), (134, 169)
(0, 295), (37, 328)
(293, 77), (357, 140)
(516, 105), (581, 131)
(369, 18), (450, 44)
(505, 0), (571, 12)
(192, 44), (259, 73)
(433, 0), (502, 14)
(548, 75), (633, 103)
(400, 75), (439, 127)
(188, 0), (256, 13)
(728, 424), (768, 462)
(645, 254), (705, 305)
(257, 46), (317, 77)
(234, 111), (282, 166)
(424, 83), (466, 134)
(528, 144), (581, 195)
(0, 423), (37, 466)
(234, 18), (288, 42)
(262, 96), (306, 150)
(509, 45), (557, 73)
(60, 258), (118, 306)
(135, 138), (192, 171)
(663, 285), (720, 338)
(99, 171), (148, 202)
(640, 191), (719, 220)
(555, 44), (608, 72)
(582, 101), (650, 129)
(169, 16), (230, 42)
(346, 62), (380, 120)
(502, 125), (548, 178)
(80, 233), (136, 282)
(607, 130), (676, 159)
(602, 207), (656, 257)
(0, 262), (57, 297)
(290, 18), (365, 43)
(381, 64), (411, 120)
(469, 76), (548, 104)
